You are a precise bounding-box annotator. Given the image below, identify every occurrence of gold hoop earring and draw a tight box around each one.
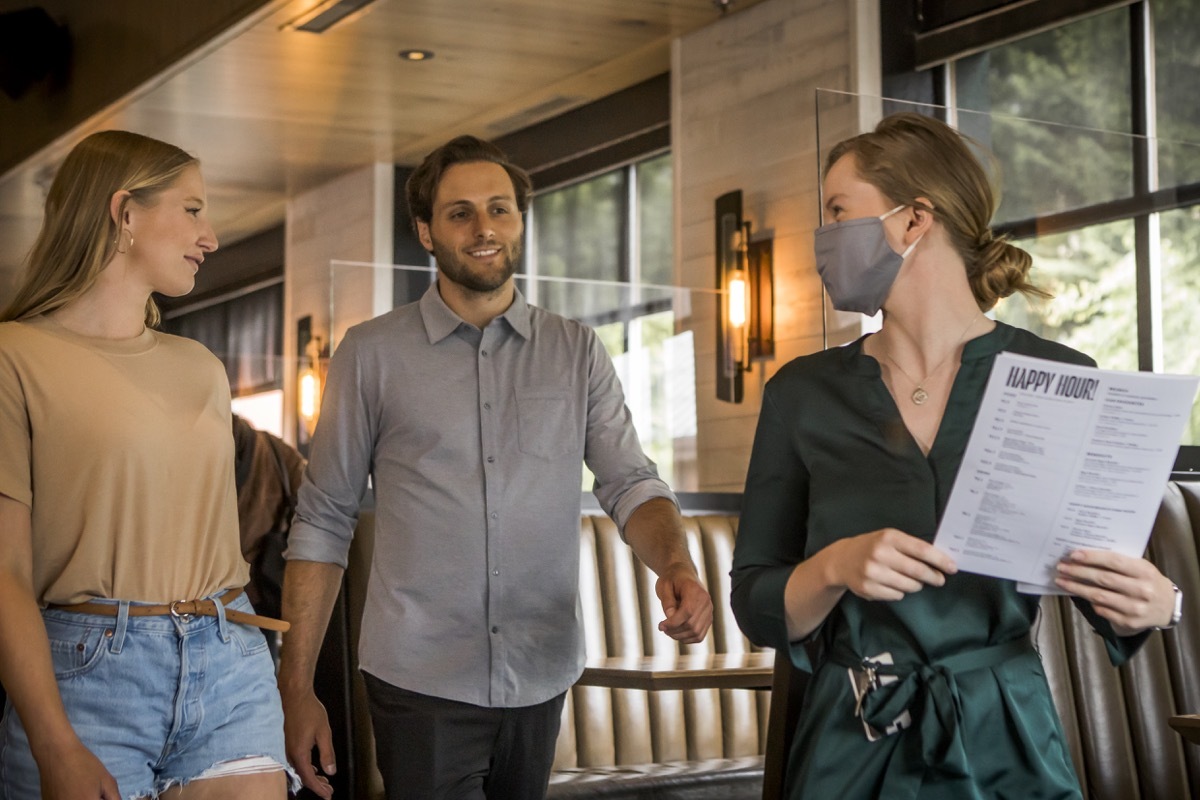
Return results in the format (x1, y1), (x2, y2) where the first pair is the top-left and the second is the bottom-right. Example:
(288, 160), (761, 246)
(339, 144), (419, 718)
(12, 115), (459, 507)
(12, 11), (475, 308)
(115, 229), (133, 254)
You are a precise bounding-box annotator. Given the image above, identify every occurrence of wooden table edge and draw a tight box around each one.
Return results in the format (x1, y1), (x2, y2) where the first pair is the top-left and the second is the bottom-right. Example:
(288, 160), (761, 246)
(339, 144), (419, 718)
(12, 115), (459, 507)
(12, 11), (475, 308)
(577, 652), (775, 691)
(1169, 714), (1200, 744)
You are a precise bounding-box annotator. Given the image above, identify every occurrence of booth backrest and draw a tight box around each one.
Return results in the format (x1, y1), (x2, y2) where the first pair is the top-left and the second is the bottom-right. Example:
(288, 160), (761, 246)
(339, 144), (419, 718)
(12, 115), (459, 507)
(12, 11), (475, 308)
(551, 513), (769, 770)
(1034, 478), (1200, 799)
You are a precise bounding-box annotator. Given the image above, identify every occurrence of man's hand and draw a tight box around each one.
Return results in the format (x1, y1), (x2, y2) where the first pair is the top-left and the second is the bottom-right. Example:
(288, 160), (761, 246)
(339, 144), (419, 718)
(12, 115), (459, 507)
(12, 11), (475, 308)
(37, 739), (120, 800)
(1055, 549), (1177, 635)
(278, 559), (346, 798)
(622, 498), (713, 644)
(655, 563), (713, 644)
(281, 687), (336, 799)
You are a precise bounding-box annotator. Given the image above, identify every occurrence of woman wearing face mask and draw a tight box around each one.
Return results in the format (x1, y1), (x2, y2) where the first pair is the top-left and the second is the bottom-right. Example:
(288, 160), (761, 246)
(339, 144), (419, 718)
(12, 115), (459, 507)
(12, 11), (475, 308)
(0, 131), (297, 799)
(730, 112), (1179, 799)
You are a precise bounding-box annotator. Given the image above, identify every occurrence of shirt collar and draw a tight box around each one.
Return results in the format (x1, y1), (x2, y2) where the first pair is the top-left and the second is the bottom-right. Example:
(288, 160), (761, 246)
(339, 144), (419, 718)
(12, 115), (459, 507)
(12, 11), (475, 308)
(418, 279), (533, 344)
(961, 319), (1014, 360)
(501, 288), (533, 339)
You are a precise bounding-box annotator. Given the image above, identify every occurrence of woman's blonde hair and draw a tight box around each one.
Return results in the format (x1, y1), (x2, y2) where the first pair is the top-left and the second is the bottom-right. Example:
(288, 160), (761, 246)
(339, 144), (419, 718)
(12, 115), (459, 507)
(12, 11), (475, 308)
(824, 112), (1048, 311)
(1, 130), (199, 326)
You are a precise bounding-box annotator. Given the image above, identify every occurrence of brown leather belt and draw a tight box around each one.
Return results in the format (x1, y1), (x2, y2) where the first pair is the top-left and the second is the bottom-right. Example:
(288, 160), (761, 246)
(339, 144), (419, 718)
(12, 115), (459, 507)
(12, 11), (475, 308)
(50, 588), (290, 633)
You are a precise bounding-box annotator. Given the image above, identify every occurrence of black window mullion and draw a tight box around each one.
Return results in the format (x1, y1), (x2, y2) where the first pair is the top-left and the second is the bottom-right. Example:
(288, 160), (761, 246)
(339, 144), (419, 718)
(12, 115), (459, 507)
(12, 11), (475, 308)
(995, 181), (1200, 241)
(1130, 1), (1159, 371)
(625, 163), (635, 293)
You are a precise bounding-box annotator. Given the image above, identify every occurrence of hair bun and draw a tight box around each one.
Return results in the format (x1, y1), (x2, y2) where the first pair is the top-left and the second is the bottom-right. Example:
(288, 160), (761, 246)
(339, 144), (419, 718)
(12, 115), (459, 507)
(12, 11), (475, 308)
(971, 236), (1046, 311)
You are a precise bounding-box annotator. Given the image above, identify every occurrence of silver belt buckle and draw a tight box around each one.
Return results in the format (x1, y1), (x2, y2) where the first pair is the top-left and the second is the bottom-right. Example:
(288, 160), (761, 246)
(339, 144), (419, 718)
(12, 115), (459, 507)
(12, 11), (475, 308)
(169, 600), (194, 622)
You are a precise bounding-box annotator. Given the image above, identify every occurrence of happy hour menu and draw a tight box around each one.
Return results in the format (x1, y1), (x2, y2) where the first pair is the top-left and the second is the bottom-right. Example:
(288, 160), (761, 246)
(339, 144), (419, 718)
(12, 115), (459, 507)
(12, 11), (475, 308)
(933, 352), (1199, 594)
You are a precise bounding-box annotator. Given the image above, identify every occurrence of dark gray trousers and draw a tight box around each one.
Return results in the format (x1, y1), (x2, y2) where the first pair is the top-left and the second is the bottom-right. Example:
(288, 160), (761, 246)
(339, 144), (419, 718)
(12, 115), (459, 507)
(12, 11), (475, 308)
(363, 671), (567, 800)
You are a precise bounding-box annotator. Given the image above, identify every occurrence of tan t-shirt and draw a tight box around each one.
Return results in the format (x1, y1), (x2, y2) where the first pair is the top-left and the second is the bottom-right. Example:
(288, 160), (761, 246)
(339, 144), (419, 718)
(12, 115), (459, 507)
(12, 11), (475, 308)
(0, 315), (249, 605)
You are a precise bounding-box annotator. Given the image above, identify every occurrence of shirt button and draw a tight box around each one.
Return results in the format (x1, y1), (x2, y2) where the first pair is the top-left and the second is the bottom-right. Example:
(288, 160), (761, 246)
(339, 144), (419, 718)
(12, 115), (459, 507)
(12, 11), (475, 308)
(491, 626), (500, 634)
(492, 569), (499, 576)
(481, 349), (489, 357)
(483, 402), (491, 410)
(490, 512), (498, 520)
(486, 456), (495, 463)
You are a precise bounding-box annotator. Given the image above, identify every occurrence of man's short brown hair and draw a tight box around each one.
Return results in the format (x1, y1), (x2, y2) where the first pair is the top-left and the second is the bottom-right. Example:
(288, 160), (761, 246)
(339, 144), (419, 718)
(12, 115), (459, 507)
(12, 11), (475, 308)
(406, 136), (532, 232)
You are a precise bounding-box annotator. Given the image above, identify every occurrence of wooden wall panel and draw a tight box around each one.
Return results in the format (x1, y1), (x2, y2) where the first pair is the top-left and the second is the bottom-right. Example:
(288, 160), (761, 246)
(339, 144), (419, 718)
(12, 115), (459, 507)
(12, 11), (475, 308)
(674, 0), (880, 491)
(283, 162), (391, 444)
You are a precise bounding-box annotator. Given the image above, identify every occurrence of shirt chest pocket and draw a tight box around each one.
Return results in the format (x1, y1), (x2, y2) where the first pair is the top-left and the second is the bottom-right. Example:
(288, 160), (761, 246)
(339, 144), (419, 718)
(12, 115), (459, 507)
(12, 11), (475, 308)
(516, 388), (579, 460)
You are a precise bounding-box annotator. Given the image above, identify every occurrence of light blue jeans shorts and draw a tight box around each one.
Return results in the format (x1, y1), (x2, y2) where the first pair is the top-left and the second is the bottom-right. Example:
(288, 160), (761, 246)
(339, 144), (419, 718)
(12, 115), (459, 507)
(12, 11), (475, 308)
(0, 591), (299, 799)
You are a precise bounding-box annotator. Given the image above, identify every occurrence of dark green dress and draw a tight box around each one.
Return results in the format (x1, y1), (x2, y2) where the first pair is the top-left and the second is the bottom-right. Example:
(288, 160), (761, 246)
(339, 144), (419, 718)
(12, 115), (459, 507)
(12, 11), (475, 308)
(731, 322), (1148, 800)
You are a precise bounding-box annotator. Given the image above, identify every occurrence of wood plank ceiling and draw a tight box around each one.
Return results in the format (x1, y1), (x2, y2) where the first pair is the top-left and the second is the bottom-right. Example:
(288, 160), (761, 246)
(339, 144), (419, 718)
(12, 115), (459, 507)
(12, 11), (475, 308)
(0, 0), (765, 291)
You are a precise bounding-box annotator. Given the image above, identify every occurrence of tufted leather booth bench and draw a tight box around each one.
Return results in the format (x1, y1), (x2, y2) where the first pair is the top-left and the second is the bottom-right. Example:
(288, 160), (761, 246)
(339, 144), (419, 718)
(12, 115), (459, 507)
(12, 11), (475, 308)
(340, 506), (769, 799)
(546, 512), (768, 798)
(763, 476), (1200, 800)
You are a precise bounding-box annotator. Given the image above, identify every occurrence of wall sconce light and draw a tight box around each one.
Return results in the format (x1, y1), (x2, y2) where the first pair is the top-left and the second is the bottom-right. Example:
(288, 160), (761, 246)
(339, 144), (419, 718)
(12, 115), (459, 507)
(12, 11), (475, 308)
(715, 190), (774, 403)
(298, 337), (323, 434)
(296, 315), (326, 439)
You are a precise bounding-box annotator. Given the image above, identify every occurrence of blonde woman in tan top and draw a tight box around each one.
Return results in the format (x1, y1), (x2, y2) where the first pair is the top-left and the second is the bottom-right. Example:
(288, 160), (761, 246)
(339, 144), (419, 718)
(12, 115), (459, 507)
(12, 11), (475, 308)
(0, 131), (297, 800)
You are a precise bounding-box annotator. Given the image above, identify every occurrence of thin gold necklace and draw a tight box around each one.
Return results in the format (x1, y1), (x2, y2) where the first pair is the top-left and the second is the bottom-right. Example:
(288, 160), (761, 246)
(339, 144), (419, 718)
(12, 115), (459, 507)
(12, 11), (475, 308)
(880, 315), (983, 405)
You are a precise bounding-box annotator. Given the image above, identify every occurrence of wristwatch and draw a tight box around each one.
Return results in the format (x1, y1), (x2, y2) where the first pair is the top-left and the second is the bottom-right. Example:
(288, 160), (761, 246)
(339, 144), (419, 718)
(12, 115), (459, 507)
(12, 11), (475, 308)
(1156, 582), (1183, 631)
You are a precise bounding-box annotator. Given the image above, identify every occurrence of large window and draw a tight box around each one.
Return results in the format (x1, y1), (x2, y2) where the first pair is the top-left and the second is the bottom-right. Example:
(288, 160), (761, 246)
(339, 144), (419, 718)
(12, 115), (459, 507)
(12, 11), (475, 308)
(1155, 0), (1200, 188)
(529, 152), (673, 319)
(943, 1), (1200, 445)
(992, 221), (1139, 373)
(954, 8), (1133, 223)
(531, 169), (627, 318)
(1161, 204), (1200, 442)
(526, 152), (695, 487)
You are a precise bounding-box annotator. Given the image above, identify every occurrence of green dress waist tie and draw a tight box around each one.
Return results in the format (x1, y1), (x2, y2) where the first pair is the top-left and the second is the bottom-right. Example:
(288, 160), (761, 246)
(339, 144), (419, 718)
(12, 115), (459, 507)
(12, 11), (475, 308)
(830, 637), (1035, 797)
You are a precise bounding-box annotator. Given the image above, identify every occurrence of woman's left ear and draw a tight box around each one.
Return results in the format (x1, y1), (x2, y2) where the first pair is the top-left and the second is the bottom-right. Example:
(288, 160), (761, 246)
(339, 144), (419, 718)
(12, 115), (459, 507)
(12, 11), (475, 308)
(908, 197), (935, 233)
(109, 190), (132, 229)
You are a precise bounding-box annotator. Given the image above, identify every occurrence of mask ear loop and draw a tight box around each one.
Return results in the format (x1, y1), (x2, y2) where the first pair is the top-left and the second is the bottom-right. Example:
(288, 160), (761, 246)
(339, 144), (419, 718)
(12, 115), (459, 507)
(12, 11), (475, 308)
(885, 202), (933, 259)
(899, 233), (924, 260)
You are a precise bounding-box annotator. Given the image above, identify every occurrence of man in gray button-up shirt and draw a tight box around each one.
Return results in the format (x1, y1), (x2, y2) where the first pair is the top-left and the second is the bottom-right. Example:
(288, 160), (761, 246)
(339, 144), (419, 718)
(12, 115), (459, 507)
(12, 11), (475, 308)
(279, 135), (713, 800)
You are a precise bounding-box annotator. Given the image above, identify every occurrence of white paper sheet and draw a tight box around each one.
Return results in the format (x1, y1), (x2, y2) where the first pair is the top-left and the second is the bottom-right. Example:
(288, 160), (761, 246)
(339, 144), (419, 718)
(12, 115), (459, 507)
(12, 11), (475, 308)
(933, 352), (1199, 594)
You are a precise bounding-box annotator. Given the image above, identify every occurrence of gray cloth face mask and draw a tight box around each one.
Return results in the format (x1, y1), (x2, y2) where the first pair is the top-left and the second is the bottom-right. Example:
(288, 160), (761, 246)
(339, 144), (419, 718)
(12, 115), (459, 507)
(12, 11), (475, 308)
(813, 205), (921, 315)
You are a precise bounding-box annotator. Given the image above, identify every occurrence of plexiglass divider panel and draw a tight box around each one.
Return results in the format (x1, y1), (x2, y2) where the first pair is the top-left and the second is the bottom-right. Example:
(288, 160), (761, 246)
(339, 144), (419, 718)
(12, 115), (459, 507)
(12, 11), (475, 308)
(330, 261), (718, 491)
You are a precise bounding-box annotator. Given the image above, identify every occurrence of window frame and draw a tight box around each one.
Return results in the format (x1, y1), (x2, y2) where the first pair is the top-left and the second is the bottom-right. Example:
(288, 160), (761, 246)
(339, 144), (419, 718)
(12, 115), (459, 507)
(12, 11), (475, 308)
(885, 0), (1200, 462)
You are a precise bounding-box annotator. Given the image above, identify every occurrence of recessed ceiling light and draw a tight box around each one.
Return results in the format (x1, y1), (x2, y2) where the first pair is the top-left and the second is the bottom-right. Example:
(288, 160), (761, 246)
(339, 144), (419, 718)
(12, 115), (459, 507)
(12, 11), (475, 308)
(399, 49), (434, 61)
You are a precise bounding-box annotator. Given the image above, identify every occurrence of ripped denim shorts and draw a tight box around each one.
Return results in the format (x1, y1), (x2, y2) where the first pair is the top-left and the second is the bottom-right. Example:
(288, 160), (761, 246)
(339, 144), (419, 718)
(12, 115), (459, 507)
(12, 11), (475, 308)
(0, 590), (299, 798)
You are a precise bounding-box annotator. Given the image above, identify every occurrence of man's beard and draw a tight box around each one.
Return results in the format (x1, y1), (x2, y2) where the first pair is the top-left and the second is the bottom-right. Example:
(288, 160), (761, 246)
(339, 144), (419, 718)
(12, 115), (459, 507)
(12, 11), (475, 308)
(432, 238), (522, 295)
